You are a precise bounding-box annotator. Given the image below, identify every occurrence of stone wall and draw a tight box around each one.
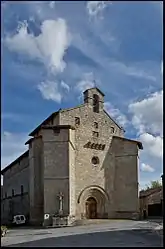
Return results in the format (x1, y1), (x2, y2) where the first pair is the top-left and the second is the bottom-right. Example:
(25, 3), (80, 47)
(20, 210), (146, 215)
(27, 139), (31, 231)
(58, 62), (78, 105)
(59, 88), (124, 219)
(2, 153), (30, 224)
(29, 137), (44, 225)
(1, 88), (141, 225)
(1, 193), (29, 225)
(111, 137), (139, 217)
(42, 127), (73, 217)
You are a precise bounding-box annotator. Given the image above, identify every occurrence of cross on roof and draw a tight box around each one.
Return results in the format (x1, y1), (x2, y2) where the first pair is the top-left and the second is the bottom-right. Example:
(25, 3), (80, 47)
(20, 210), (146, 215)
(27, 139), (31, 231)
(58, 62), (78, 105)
(93, 79), (97, 88)
(57, 192), (64, 198)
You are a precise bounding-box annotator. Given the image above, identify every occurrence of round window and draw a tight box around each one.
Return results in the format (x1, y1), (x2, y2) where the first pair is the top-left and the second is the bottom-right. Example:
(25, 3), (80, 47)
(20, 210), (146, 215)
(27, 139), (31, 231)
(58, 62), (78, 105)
(92, 156), (99, 165)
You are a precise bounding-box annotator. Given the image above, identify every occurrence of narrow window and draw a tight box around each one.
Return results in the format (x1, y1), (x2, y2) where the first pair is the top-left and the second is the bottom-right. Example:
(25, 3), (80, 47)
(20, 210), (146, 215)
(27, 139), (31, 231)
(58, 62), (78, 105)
(94, 122), (98, 129)
(98, 144), (102, 150)
(87, 142), (91, 148)
(102, 144), (106, 150)
(21, 185), (24, 195)
(93, 131), (99, 138)
(91, 143), (95, 149)
(93, 94), (99, 113)
(95, 144), (99, 150)
(91, 156), (99, 165)
(75, 117), (80, 126)
(53, 129), (60, 135)
(111, 127), (115, 133)
(12, 189), (14, 197)
(5, 192), (7, 199)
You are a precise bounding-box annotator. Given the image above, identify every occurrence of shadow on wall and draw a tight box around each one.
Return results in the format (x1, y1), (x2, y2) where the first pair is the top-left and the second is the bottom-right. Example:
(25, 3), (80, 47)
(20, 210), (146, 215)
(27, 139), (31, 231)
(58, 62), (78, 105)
(1, 194), (30, 225)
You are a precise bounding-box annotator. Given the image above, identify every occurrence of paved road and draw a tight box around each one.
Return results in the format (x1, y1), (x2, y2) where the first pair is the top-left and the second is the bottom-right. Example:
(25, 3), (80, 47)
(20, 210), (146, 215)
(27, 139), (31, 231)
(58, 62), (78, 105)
(2, 220), (163, 247)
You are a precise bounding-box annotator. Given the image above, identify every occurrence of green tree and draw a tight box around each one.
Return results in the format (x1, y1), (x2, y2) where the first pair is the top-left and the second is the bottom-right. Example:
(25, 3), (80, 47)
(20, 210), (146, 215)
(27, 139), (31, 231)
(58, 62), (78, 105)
(145, 180), (162, 190)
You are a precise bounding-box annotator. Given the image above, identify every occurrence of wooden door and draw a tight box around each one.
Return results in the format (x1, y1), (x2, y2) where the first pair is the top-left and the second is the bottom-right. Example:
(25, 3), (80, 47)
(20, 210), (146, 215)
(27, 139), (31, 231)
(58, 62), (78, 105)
(86, 197), (97, 219)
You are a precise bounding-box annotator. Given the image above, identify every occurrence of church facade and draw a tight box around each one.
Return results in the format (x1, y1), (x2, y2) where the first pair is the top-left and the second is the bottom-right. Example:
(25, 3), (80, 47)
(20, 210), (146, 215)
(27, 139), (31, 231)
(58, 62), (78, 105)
(1, 87), (143, 225)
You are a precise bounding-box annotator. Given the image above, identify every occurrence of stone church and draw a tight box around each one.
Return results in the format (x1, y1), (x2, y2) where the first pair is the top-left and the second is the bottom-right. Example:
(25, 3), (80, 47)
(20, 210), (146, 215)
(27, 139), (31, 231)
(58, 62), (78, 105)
(1, 87), (143, 226)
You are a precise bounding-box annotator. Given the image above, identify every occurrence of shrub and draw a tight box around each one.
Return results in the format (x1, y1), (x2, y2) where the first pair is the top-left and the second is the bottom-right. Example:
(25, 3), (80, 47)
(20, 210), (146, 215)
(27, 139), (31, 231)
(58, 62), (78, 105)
(1, 226), (7, 237)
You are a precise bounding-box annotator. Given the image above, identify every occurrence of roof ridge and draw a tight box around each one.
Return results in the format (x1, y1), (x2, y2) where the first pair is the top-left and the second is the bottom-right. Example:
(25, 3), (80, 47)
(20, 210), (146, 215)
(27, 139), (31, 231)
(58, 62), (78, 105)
(112, 136), (143, 150)
(103, 109), (123, 130)
(29, 104), (87, 136)
(1, 150), (29, 174)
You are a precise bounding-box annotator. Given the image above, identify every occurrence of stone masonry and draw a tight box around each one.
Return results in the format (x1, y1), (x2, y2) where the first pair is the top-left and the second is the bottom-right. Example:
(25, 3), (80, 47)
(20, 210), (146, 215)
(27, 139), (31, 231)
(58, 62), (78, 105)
(1, 87), (143, 225)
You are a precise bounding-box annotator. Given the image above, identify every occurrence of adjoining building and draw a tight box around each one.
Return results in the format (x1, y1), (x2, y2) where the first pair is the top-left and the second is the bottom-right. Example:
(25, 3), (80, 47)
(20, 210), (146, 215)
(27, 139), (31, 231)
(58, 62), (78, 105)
(1, 87), (143, 226)
(139, 186), (163, 219)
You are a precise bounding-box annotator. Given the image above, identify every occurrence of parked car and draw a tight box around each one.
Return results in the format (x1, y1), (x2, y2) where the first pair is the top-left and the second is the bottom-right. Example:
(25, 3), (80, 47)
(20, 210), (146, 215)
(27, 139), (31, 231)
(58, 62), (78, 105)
(12, 215), (26, 226)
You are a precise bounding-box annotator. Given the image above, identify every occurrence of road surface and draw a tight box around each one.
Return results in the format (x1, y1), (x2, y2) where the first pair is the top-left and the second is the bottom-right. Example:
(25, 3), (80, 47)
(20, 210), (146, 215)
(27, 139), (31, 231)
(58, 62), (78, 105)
(1, 220), (163, 247)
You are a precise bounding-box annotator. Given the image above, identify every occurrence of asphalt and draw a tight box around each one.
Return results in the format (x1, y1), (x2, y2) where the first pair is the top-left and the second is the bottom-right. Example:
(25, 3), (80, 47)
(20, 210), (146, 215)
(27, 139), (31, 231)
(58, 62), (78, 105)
(1, 220), (163, 247)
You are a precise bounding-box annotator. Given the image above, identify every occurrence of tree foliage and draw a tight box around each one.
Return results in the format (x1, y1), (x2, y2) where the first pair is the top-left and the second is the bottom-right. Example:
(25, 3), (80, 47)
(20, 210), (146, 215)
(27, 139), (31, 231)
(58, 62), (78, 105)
(144, 180), (162, 190)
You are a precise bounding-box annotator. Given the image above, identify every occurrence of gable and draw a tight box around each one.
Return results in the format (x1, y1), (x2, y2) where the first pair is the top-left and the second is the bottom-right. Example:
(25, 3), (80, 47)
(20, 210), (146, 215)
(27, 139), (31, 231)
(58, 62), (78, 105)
(29, 111), (59, 136)
(103, 110), (123, 131)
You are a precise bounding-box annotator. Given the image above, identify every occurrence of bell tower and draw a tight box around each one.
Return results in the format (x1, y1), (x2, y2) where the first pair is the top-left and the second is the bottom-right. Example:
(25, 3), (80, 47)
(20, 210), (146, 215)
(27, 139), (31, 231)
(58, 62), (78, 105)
(83, 87), (104, 113)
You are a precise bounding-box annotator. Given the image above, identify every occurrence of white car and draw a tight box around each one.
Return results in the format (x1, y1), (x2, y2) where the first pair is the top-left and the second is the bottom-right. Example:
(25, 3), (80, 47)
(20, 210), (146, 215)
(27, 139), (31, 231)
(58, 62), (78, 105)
(12, 215), (26, 225)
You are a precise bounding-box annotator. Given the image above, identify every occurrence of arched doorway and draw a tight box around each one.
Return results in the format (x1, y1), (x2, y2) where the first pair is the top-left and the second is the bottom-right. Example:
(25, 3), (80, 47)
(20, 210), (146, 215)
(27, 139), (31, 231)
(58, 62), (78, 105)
(85, 197), (97, 219)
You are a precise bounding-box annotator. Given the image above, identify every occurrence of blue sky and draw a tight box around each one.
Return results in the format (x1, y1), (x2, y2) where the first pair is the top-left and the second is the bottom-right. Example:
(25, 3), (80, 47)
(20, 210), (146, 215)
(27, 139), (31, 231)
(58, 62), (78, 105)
(1, 1), (163, 189)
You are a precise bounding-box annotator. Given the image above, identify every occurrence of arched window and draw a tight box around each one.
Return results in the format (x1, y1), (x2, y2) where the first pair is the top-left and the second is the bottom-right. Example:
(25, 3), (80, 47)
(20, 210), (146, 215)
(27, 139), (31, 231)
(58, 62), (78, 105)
(98, 144), (102, 150)
(93, 94), (99, 113)
(91, 143), (95, 149)
(94, 122), (98, 129)
(95, 144), (99, 150)
(91, 156), (99, 165)
(75, 117), (80, 126)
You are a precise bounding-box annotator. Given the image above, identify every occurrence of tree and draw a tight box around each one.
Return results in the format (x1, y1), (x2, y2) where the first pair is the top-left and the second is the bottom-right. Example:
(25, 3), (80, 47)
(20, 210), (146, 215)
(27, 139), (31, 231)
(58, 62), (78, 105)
(144, 180), (162, 190)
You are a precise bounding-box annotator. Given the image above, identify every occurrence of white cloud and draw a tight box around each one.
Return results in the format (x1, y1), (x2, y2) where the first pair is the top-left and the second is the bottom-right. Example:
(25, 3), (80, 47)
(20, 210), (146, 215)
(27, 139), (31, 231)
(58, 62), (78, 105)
(86, 1), (112, 17)
(49, 1), (55, 9)
(72, 33), (157, 83)
(139, 133), (163, 159)
(5, 18), (71, 103)
(109, 61), (157, 82)
(37, 80), (62, 103)
(5, 18), (71, 74)
(1, 131), (28, 169)
(141, 163), (155, 173)
(129, 90), (163, 136)
(61, 81), (70, 92)
(75, 72), (95, 93)
(76, 80), (94, 93)
(129, 90), (163, 183)
(104, 102), (128, 127)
